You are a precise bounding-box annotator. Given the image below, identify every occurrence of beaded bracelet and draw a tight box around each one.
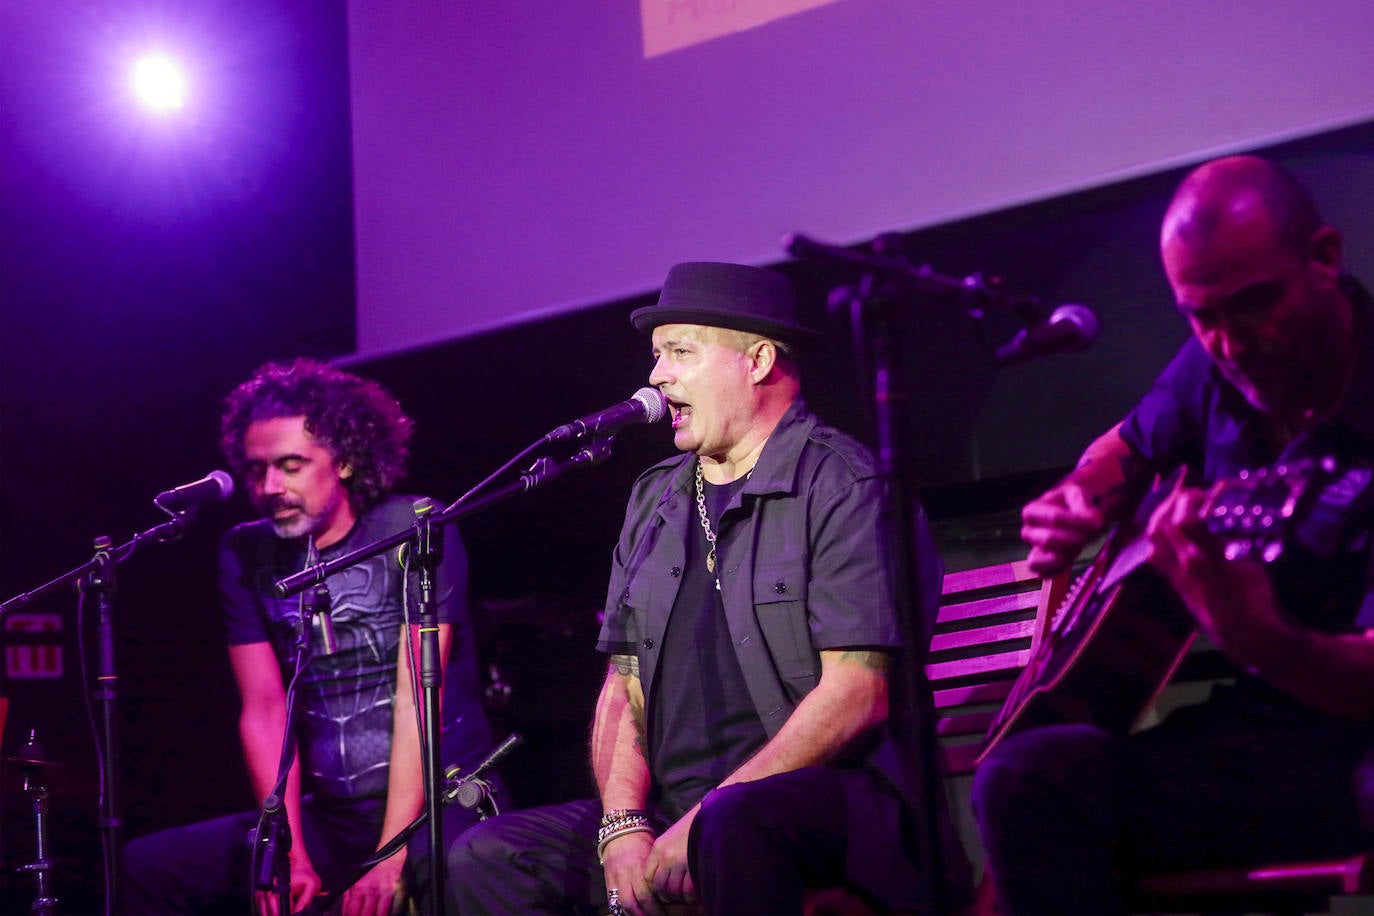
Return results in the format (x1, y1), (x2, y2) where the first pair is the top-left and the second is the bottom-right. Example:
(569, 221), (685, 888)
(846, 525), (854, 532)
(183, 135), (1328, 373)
(600, 808), (649, 828)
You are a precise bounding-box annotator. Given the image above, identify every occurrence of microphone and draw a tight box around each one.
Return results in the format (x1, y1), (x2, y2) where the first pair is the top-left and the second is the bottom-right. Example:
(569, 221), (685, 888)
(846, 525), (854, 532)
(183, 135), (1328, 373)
(306, 583), (337, 655)
(445, 733), (523, 819)
(994, 304), (1101, 365)
(303, 536), (337, 655)
(545, 388), (667, 443)
(154, 470), (235, 512)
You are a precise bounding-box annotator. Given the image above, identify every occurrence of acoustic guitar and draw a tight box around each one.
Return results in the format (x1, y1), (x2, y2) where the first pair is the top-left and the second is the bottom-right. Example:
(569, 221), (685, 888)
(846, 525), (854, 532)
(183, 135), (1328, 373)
(978, 455), (1372, 762)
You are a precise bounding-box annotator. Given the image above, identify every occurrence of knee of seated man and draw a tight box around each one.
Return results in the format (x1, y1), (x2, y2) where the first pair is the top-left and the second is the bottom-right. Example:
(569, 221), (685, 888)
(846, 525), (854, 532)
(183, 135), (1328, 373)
(697, 779), (793, 843)
(973, 724), (1112, 815)
(446, 815), (507, 874)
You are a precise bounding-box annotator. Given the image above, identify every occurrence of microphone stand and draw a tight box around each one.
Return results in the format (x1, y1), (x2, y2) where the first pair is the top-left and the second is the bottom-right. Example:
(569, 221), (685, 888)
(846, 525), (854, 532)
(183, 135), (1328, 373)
(85, 537), (123, 916)
(784, 232), (1049, 363)
(830, 276), (953, 914)
(408, 497), (446, 912)
(271, 436), (616, 916)
(316, 733), (524, 913)
(275, 437), (618, 598)
(1, 511), (198, 916)
(251, 564), (320, 916)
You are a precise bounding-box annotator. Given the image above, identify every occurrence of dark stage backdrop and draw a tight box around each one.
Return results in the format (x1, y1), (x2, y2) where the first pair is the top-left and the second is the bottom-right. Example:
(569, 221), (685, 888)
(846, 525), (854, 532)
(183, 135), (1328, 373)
(1, 4), (1371, 906)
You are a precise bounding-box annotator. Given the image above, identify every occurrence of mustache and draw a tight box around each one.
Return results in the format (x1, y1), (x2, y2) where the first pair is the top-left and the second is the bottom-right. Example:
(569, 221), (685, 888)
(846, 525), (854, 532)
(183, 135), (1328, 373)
(265, 498), (305, 513)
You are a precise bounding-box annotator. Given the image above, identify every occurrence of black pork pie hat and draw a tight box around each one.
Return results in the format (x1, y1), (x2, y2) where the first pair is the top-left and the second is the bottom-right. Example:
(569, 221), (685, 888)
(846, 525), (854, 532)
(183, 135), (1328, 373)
(630, 262), (818, 347)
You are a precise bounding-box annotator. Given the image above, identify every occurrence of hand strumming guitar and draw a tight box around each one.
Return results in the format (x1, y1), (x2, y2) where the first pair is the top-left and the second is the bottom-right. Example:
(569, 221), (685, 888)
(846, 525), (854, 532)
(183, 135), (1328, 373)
(1143, 478), (1303, 678)
(1023, 423), (1153, 576)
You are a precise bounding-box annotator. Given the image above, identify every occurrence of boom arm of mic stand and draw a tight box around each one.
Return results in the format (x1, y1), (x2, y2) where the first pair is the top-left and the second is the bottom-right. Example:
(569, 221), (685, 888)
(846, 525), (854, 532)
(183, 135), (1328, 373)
(785, 232), (1049, 359)
(273, 437), (619, 599)
(444, 732), (523, 814)
(785, 232), (1006, 303)
(319, 734), (524, 909)
(1, 514), (191, 618)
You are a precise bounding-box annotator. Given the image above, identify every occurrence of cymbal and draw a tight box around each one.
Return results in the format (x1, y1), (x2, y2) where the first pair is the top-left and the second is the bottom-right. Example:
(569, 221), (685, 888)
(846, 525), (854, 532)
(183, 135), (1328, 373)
(1, 755), (93, 798)
(0, 755), (71, 770)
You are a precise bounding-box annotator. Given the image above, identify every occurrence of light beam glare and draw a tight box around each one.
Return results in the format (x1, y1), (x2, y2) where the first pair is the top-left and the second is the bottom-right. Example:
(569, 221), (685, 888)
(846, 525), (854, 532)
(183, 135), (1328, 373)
(131, 56), (187, 112)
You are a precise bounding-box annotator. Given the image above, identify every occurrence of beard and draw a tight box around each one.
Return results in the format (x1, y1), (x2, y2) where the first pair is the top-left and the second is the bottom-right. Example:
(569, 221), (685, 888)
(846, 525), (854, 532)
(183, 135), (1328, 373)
(261, 488), (346, 542)
(268, 508), (318, 540)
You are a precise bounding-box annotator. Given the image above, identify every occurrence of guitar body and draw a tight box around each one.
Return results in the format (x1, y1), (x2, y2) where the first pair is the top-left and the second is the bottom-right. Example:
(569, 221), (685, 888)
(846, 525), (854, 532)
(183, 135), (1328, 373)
(977, 536), (1196, 763)
(977, 453), (1371, 765)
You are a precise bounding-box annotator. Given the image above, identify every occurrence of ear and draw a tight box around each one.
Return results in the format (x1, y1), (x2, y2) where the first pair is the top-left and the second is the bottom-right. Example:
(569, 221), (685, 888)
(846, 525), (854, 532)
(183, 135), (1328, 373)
(1308, 225), (1343, 281)
(747, 339), (776, 383)
(338, 462), (354, 480)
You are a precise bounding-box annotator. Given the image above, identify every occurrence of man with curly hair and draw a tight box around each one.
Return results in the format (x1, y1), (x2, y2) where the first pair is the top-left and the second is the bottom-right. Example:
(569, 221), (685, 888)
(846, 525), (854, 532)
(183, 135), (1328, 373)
(126, 358), (498, 915)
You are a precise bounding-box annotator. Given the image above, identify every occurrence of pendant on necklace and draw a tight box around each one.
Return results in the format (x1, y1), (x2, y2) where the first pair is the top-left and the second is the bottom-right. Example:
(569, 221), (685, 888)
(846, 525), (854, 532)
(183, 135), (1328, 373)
(706, 548), (716, 573)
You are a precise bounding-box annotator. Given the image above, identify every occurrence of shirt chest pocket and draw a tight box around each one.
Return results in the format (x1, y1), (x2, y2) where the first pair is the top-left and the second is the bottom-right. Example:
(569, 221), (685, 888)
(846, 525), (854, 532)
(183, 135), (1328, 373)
(752, 560), (818, 684)
(617, 560), (678, 648)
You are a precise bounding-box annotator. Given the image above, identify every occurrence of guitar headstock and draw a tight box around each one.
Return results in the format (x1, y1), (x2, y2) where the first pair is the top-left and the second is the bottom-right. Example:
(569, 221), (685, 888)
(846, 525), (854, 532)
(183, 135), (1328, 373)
(1203, 456), (1355, 563)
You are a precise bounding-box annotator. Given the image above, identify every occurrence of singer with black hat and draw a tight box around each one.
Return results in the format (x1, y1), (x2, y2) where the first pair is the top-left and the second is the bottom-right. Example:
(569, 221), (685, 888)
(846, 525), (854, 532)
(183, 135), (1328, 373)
(450, 262), (970, 914)
(124, 358), (501, 915)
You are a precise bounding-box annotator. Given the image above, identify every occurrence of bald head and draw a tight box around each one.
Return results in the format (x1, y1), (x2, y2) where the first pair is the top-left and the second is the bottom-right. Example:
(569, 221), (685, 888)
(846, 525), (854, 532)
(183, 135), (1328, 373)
(1159, 155), (1348, 422)
(1162, 155), (1322, 259)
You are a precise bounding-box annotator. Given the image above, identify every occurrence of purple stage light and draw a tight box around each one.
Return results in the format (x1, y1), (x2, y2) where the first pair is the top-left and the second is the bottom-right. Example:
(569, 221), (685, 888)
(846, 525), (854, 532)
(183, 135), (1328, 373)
(131, 55), (187, 112)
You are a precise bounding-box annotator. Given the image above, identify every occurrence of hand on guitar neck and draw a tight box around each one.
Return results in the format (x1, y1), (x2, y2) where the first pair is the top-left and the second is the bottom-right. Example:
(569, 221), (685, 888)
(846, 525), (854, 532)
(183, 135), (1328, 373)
(1143, 473), (1304, 681)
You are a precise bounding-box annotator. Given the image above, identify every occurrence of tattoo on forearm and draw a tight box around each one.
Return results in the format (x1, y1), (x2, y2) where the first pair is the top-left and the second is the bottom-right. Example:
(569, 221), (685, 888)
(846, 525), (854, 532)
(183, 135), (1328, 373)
(1072, 451), (1148, 508)
(1102, 452), (1151, 505)
(611, 654), (639, 678)
(1117, 450), (1147, 482)
(838, 650), (890, 671)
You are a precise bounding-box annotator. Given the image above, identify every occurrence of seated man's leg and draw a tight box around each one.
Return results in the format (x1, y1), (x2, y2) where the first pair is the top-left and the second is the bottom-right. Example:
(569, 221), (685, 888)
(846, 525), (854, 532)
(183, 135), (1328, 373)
(975, 709), (1374, 916)
(448, 798), (605, 914)
(406, 774), (507, 914)
(691, 766), (934, 915)
(1112, 704), (1372, 873)
(297, 796), (388, 900)
(123, 810), (261, 913)
(972, 723), (1119, 915)
(1358, 745), (1374, 839)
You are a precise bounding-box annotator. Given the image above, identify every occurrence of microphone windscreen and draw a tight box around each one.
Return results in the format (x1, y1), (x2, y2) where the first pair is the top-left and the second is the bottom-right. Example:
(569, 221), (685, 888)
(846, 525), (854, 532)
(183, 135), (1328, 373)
(631, 387), (667, 423)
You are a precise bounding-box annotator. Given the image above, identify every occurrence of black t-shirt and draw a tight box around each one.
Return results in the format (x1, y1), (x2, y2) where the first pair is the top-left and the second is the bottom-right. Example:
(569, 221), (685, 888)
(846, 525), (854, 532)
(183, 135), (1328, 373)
(1118, 274), (1374, 726)
(220, 493), (492, 799)
(649, 474), (768, 819)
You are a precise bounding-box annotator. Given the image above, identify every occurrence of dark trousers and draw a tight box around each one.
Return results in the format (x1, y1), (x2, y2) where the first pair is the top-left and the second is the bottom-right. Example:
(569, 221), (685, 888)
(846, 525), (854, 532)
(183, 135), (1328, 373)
(449, 766), (960, 915)
(972, 701), (1374, 915)
(124, 794), (486, 914)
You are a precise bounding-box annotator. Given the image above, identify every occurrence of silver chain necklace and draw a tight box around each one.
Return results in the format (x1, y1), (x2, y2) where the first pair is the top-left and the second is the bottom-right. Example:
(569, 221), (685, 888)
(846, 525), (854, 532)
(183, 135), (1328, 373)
(694, 462), (752, 579)
(694, 462), (718, 574)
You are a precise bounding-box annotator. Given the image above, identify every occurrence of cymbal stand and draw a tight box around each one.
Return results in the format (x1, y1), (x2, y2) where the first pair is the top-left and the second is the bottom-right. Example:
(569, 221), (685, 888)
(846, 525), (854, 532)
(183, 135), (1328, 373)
(15, 730), (59, 916)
